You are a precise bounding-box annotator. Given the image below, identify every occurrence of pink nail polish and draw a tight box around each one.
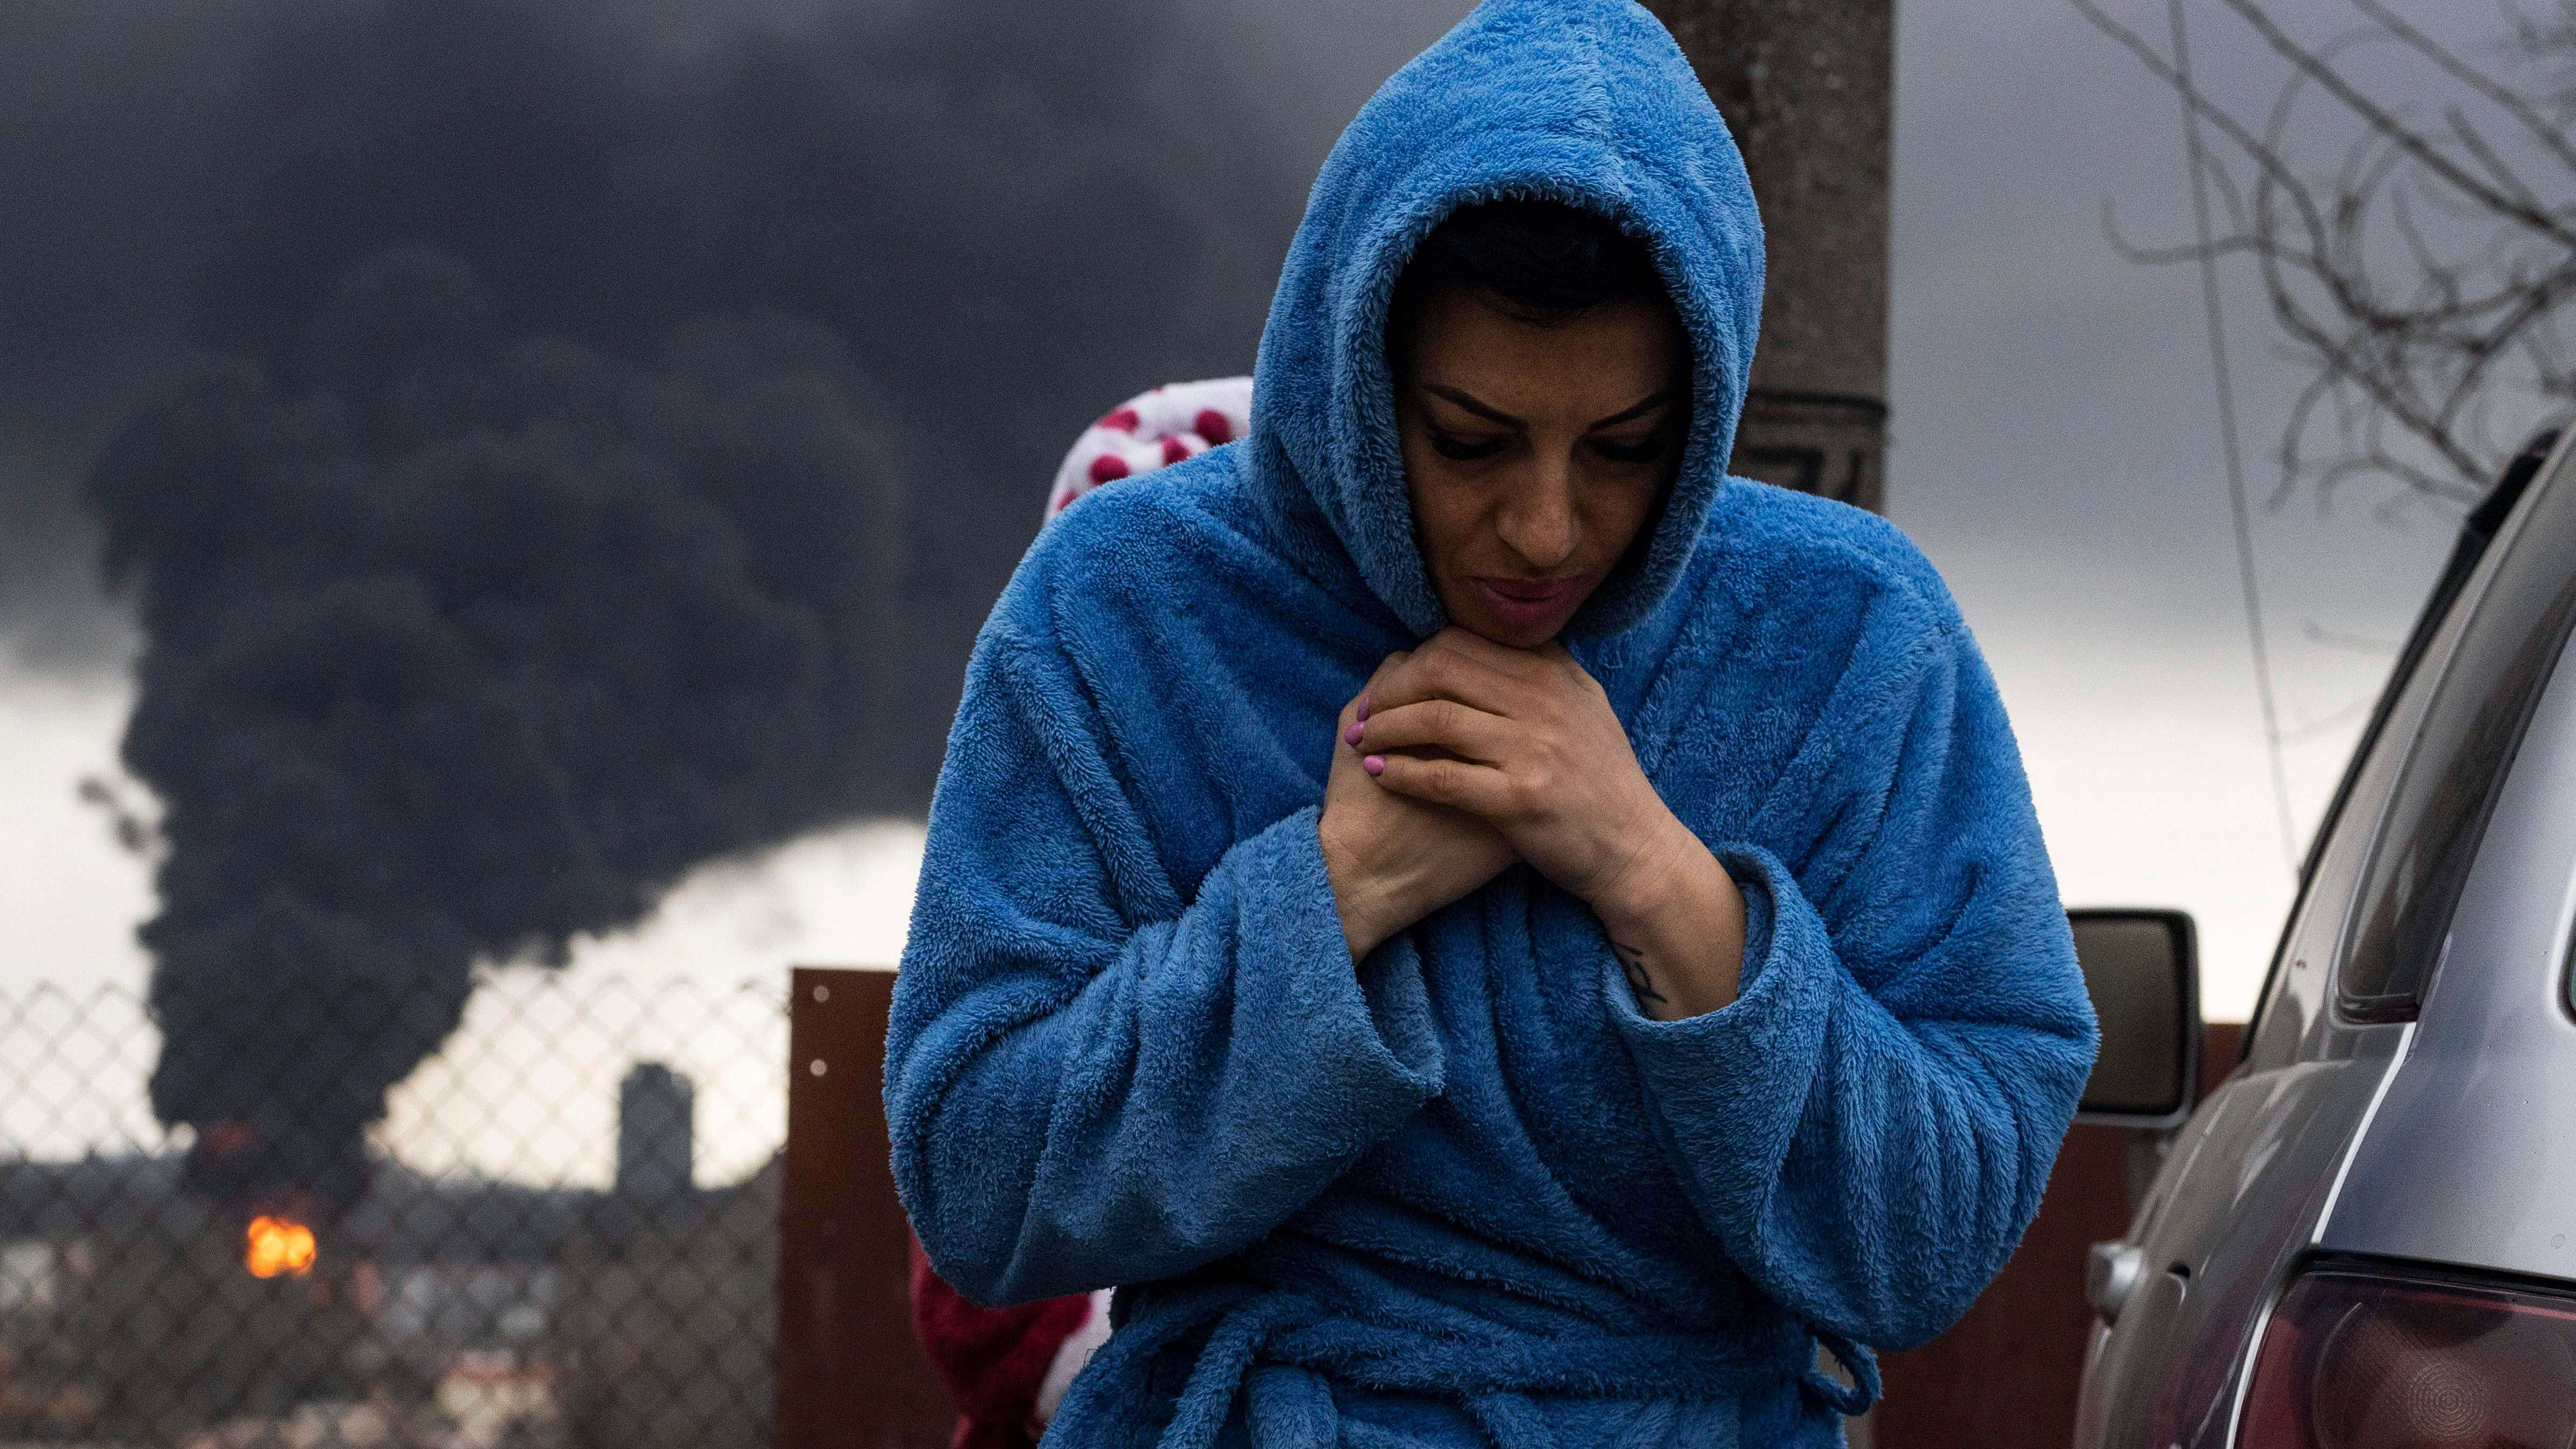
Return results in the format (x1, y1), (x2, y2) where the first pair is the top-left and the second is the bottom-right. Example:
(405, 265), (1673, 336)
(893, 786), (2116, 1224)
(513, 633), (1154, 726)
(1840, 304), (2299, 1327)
(1344, 722), (1365, 746)
(1363, 755), (1385, 776)
(1357, 694), (1371, 722)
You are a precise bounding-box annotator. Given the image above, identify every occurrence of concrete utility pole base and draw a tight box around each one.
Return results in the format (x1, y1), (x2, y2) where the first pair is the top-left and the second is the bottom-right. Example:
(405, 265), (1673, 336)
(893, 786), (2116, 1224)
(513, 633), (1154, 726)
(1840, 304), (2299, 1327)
(1640, 0), (1893, 515)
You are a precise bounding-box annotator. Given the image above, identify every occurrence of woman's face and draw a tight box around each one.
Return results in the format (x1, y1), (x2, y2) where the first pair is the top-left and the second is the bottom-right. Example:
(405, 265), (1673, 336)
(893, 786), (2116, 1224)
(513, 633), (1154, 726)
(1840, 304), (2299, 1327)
(1393, 286), (1688, 647)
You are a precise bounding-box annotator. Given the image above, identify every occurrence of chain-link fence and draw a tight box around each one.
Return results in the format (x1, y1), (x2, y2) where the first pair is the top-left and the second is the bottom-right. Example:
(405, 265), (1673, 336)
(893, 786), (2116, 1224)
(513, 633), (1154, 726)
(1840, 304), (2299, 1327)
(0, 972), (789, 1449)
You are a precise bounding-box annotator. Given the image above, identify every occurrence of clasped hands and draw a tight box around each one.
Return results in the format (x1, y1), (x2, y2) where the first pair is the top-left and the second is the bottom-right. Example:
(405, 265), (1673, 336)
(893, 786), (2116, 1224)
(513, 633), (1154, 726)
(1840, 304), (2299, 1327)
(1316, 627), (1748, 1021)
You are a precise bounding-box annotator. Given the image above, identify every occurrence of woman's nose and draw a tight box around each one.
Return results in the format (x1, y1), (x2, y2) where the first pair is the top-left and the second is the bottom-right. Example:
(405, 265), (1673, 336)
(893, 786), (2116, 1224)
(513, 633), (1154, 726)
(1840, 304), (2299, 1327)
(1495, 460), (1579, 570)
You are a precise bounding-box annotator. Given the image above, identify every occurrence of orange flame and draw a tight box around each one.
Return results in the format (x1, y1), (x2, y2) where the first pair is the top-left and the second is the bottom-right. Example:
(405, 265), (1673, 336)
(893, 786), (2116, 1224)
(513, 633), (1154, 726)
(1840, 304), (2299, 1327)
(245, 1214), (317, 1278)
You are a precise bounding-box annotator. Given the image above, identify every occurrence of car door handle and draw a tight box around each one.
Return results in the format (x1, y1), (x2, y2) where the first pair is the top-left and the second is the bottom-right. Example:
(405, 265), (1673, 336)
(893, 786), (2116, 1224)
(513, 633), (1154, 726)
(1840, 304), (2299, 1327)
(2088, 1240), (2145, 1324)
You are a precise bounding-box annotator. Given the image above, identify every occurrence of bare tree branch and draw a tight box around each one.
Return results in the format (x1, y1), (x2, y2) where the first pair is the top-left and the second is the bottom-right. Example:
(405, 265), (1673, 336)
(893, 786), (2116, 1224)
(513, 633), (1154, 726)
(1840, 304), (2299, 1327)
(2078, 0), (2576, 508)
(2219, 0), (2576, 245)
(2360, 0), (2576, 178)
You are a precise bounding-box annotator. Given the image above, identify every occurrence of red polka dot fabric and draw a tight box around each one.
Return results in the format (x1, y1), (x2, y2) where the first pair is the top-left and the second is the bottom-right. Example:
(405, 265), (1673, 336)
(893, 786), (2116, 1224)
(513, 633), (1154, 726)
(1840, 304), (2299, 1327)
(1045, 377), (1254, 523)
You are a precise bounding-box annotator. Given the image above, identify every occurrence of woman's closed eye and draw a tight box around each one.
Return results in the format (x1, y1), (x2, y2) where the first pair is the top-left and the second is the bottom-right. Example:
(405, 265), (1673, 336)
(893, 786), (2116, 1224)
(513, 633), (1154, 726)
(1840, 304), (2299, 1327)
(1587, 428), (1673, 465)
(1429, 428), (1510, 462)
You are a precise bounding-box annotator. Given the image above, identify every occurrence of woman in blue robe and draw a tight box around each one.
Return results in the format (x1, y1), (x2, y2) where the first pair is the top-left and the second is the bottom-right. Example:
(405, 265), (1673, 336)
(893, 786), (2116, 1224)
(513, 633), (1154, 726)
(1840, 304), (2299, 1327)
(884, 2), (2101, 1444)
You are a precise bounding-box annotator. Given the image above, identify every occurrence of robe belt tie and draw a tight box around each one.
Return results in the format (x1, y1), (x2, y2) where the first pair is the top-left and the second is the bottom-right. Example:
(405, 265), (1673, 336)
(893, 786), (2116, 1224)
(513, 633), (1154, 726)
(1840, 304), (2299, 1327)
(1050, 1279), (1879, 1448)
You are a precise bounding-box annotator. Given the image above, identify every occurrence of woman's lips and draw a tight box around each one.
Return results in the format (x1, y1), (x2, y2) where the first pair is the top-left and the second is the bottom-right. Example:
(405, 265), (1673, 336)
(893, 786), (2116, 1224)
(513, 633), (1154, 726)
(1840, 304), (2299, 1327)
(1474, 576), (1579, 631)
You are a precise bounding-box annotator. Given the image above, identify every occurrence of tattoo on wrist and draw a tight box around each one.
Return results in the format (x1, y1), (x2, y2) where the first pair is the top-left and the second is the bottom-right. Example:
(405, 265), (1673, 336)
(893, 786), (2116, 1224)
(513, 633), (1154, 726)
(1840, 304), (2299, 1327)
(1612, 941), (1667, 1005)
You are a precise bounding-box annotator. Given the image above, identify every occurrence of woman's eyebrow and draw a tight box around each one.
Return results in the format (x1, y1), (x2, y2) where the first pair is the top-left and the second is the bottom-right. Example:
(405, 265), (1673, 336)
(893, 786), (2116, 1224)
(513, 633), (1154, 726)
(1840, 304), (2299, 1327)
(1419, 384), (1675, 432)
(1420, 383), (1523, 429)
(1586, 389), (1675, 431)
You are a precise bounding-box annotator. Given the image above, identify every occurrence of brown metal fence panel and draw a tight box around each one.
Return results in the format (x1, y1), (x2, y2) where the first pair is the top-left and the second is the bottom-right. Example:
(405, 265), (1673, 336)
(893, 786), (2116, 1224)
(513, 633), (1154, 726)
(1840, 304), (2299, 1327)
(776, 967), (952, 1449)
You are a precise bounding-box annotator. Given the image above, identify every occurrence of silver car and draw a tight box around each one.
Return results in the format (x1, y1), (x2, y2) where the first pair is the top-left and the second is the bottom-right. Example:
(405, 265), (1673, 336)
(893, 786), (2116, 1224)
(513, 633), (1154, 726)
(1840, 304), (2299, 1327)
(2069, 424), (2576, 1448)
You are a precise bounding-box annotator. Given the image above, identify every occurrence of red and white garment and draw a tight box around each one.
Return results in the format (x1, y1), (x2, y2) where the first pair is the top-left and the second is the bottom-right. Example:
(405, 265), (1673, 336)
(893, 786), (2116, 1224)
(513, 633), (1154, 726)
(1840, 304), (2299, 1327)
(1044, 376), (1254, 523)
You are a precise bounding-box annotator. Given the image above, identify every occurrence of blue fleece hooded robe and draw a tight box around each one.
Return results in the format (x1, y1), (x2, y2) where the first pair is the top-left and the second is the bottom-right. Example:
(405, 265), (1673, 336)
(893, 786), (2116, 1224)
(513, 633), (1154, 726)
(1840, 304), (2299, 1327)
(885, 2), (2101, 1445)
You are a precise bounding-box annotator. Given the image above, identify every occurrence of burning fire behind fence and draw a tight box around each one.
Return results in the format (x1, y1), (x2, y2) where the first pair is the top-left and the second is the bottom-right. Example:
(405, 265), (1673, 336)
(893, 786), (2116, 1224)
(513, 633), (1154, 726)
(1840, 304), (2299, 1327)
(244, 1214), (317, 1278)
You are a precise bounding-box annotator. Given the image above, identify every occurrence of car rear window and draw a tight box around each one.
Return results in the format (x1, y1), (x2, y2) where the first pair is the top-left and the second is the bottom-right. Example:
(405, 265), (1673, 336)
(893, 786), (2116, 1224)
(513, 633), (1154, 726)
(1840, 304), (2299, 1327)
(2341, 446), (2576, 1020)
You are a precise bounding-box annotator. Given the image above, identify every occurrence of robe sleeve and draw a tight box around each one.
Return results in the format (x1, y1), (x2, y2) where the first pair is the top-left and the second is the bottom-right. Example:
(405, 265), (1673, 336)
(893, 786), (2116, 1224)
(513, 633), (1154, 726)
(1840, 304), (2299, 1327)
(1607, 604), (2099, 1352)
(883, 630), (1446, 1307)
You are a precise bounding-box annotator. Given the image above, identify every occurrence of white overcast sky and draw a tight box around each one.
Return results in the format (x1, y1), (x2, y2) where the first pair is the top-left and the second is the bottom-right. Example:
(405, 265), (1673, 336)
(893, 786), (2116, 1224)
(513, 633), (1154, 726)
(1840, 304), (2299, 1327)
(0, 0), (2532, 1062)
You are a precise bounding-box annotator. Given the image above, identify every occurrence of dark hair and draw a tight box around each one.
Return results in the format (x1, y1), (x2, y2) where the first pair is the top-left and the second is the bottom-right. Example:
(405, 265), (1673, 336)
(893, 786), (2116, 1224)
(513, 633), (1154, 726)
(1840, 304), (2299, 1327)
(1388, 199), (1673, 356)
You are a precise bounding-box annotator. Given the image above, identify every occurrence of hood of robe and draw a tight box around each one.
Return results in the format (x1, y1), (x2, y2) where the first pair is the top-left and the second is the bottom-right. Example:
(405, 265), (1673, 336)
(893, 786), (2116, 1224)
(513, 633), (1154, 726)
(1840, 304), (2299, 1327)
(1246, 0), (1766, 641)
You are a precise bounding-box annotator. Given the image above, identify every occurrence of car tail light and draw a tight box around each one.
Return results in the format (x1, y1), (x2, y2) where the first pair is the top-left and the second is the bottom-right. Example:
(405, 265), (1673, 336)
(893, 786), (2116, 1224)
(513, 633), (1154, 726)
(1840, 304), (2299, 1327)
(2238, 1263), (2576, 1448)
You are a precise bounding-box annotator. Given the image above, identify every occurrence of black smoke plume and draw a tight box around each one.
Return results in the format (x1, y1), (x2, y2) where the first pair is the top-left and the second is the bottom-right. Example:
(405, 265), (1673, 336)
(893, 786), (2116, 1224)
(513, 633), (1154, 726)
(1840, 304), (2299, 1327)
(42, 0), (1341, 1196)
(93, 253), (909, 1199)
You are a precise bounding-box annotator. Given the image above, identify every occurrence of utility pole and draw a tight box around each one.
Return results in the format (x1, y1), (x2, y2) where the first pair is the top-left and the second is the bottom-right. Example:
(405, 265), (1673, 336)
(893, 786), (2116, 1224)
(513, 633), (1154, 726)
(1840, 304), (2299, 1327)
(1642, 0), (1894, 514)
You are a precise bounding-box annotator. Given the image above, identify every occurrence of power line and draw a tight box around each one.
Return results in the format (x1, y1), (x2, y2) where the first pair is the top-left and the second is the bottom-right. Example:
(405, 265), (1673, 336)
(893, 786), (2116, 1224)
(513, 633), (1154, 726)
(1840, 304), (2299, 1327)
(2170, 0), (2301, 877)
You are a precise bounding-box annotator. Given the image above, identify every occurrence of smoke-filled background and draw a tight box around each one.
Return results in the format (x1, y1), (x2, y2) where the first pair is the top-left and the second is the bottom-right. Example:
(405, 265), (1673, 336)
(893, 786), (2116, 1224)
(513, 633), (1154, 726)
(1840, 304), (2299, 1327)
(0, 0), (2538, 1179)
(2, 0), (1403, 1192)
